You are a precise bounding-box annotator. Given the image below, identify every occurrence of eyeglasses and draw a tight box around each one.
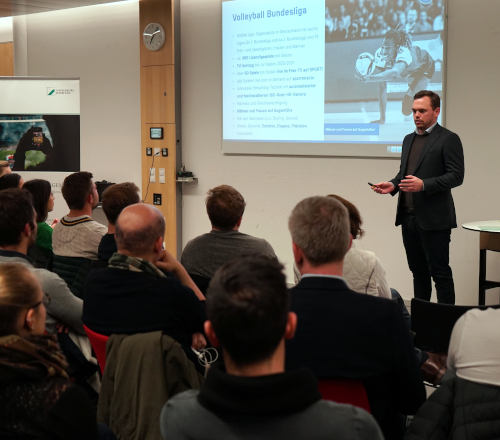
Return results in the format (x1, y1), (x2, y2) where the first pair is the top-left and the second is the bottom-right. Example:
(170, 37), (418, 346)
(29, 293), (51, 309)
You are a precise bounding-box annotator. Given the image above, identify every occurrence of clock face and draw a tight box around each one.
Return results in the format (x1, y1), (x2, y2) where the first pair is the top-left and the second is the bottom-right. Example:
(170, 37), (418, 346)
(143, 23), (165, 51)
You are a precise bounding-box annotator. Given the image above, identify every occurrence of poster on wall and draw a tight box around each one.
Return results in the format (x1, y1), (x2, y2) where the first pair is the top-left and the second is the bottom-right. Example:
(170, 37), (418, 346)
(0, 78), (80, 171)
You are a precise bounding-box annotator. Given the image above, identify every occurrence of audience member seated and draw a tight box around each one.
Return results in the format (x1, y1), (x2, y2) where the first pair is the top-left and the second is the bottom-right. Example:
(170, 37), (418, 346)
(181, 185), (277, 282)
(405, 308), (500, 439)
(98, 182), (141, 261)
(0, 160), (11, 177)
(285, 196), (426, 440)
(23, 179), (59, 267)
(293, 194), (444, 385)
(0, 172), (23, 190)
(0, 263), (113, 440)
(82, 203), (207, 366)
(0, 189), (85, 336)
(294, 194), (391, 299)
(52, 171), (107, 260)
(160, 254), (384, 440)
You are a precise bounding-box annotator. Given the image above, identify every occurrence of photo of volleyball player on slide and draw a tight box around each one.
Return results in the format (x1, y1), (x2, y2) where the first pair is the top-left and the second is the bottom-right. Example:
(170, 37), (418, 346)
(355, 28), (435, 124)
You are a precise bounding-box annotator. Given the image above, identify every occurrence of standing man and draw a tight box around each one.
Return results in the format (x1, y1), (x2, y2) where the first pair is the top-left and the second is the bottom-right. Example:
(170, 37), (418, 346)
(373, 90), (464, 304)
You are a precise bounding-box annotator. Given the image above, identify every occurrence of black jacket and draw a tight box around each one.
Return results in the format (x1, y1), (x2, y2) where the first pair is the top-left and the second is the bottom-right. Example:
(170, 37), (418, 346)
(390, 124), (464, 230)
(286, 276), (426, 440)
(405, 376), (500, 440)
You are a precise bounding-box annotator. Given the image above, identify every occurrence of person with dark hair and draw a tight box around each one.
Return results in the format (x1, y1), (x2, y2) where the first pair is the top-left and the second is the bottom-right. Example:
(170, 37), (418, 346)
(82, 203), (207, 366)
(23, 179), (58, 261)
(373, 91), (464, 305)
(98, 182), (141, 261)
(356, 28), (435, 124)
(0, 189), (84, 336)
(0, 263), (114, 440)
(0, 172), (23, 190)
(286, 196), (426, 440)
(52, 171), (107, 260)
(181, 185), (276, 280)
(160, 254), (384, 440)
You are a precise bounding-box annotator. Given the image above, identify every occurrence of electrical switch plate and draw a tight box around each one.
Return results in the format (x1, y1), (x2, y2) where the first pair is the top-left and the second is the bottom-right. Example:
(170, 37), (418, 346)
(154, 148), (160, 156)
(162, 148), (168, 157)
(149, 168), (156, 183)
(153, 193), (162, 205)
(159, 168), (165, 183)
(146, 148), (152, 156)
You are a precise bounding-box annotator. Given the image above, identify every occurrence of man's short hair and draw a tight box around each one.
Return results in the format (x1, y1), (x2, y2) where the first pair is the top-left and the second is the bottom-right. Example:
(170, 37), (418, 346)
(207, 255), (288, 366)
(0, 189), (34, 247)
(0, 161), (10, 177)
(288, 196), (350, 266)
(414, 90), (440, 110)
(205, 185), (246, 230)
(115, 208), (165, 255)
(0, 173), (21, 191)
(102, 182), (141, 225)
(61, 171), (94, 210)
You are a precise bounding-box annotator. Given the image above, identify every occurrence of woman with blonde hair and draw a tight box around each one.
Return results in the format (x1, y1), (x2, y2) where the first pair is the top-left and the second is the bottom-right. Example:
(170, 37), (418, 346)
(0, 263), (114, 439)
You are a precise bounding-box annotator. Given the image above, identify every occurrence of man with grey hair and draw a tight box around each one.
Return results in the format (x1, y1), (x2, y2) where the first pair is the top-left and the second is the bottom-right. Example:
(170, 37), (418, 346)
(286, 196), (425, 440)
(82, 204), (207, 361)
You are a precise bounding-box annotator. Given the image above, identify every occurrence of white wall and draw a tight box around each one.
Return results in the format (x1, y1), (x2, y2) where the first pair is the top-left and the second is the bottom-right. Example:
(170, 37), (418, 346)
(180, 0), (500, 305)
(0, 17), (13, 42)
(15, 1), (141, 222)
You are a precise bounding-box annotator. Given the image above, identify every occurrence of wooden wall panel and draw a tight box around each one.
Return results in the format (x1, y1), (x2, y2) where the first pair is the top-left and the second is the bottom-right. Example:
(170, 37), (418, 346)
(140, 65), (175, 123)
(140, 0), (179, 256)
(141, 123), (177, 252)
(139, 0), (174, 67)
(0, 42), (14, 76)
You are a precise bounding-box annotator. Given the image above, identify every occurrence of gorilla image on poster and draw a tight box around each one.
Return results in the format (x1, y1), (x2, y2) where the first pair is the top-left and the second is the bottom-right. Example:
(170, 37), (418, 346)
(0, 114), (80, 172)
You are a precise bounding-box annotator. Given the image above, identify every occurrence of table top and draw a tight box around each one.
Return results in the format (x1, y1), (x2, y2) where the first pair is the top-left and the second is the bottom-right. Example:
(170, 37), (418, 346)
(462, 221), (500, 233)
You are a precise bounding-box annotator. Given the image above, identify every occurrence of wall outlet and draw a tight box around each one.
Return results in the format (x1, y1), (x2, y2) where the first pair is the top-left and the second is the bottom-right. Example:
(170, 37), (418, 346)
(149, 168), (156, 183)
(159, 168), (165, 184)
(154, 148), (160, 156)
(162, 148), (168, 157)
(153, 193), (162, 205)
(146, 148), (152, 156)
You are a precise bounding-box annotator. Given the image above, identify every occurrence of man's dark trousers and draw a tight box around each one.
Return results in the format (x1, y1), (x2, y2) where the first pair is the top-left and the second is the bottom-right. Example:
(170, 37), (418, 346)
(402, 213), (454, 304)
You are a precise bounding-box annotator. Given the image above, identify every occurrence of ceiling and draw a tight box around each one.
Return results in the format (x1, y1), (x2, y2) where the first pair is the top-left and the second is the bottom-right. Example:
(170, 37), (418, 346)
(0, 0), (128, 18)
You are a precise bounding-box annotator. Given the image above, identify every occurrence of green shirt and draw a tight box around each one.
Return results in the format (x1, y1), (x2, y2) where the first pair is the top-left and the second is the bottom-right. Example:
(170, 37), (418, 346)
(36, 221), (53, 254)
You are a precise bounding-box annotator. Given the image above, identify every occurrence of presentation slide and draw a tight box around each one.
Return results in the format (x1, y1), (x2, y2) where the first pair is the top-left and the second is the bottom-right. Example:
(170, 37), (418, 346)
(222, 0), (445, 157)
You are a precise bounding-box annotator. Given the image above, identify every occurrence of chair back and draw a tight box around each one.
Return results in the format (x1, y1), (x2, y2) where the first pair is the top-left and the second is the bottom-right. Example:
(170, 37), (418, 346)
(318, 378), (370, 413)
(83, 324), (109, 374)
(411, 299), (500, 352)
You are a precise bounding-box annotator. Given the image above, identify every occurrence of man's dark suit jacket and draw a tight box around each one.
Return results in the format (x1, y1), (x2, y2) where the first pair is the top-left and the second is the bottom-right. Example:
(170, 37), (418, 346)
(286, 276), (426, 440)
(390, 123), (464, 230)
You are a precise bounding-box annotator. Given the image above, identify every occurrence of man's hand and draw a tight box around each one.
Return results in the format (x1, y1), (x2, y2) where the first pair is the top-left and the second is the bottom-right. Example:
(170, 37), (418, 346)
(399, 175), (423, 192)
(191, 332), (207, 350)
(372, 181), (394, 194)
(156, 249), (182, 274)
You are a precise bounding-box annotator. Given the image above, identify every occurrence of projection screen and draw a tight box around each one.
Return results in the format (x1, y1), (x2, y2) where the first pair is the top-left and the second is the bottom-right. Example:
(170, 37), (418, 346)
(222, 0), (446, 157)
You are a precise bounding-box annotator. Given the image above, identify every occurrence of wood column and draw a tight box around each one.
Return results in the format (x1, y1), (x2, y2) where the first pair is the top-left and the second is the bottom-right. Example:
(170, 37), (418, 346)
(139, 0), (182, 256)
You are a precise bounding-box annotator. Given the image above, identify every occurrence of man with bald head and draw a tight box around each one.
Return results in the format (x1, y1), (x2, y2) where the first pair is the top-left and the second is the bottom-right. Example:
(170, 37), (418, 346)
(82, 203), (207, 359)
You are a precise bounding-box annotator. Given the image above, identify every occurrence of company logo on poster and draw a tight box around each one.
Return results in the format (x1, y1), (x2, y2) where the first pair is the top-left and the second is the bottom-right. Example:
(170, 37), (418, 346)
(47, 87), (75, 96)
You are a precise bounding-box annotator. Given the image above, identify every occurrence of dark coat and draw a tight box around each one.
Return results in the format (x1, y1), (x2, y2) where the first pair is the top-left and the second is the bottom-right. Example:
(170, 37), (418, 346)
(390, 124), (464, 230)
(286, 276), (426, 440)
(405, 376), (500, 440)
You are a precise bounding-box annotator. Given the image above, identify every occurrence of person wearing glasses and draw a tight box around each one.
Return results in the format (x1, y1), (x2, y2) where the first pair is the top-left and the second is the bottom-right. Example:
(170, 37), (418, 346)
(0, 263), (115, 439)
(0, 189), (84, 335)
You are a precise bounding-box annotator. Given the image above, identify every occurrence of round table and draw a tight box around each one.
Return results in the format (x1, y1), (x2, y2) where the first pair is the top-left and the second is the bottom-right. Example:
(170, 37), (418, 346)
(462, 221), (500, 305)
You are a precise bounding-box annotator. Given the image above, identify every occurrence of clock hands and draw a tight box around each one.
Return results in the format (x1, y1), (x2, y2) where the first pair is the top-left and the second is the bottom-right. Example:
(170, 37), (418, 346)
(150, 27), (159, 45)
